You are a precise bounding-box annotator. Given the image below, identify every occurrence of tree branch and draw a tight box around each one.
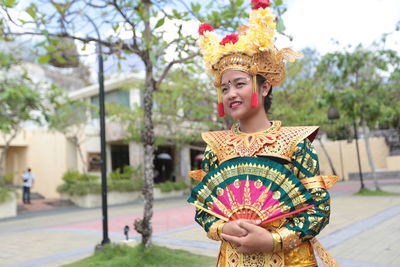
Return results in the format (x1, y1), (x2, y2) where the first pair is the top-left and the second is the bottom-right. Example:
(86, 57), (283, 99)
(155, 51), (200, 89)
(3, 30), (140, 55)
(111, 0), (140, 51)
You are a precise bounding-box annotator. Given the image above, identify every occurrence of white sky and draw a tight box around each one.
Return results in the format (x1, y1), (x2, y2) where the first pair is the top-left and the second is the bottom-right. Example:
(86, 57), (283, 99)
(5, 0), (399, 79)
(275, 0), (400, 54)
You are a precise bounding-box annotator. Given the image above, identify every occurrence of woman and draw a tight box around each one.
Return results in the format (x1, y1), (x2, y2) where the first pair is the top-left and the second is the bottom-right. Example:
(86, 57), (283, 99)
(188, 1), (339, 266)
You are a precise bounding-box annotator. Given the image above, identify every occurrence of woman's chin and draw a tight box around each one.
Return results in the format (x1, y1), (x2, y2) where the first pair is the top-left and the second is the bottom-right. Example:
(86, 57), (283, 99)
(228, 109), (245, 120)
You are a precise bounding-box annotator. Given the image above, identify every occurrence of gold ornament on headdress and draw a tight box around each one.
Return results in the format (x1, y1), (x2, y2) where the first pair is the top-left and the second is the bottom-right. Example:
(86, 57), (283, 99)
(198, 1), (302, 116)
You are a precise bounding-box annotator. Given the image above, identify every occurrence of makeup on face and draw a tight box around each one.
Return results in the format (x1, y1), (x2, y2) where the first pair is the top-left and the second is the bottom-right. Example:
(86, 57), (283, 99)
(220, 76), (251, 95)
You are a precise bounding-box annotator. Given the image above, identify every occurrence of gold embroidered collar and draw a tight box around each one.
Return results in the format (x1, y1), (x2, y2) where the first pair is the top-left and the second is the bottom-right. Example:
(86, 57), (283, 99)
(226, 120), (282, 157)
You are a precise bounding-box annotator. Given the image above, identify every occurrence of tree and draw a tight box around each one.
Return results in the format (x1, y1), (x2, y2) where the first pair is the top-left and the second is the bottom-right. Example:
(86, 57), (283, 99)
(271, 48), (339, 176)
(1, 0), (290, 247)
(0, 51), (58, 180)
(271, 48), (325, 126)
(0, 0), (262, 248)
(316, 44), (400, 190)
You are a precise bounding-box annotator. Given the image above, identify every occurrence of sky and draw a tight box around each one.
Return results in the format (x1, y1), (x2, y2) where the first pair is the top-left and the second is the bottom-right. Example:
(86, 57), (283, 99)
(101, 0), (400, 77)
(3, 0), (400, 80)
(275, 0), (400, 54)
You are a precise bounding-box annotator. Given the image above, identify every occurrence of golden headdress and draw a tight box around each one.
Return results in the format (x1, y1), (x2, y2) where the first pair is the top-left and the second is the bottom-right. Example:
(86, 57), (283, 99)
(198, 0), (301, 116)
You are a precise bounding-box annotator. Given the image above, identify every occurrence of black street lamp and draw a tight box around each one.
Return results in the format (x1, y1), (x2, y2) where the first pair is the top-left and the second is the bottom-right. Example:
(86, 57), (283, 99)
(97, 41), (111, 246)
(85, 15), (110, 248)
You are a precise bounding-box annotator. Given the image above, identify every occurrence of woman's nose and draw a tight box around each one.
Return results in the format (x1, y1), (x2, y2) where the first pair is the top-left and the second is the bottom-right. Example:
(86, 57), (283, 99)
(227, 87), (238, 99)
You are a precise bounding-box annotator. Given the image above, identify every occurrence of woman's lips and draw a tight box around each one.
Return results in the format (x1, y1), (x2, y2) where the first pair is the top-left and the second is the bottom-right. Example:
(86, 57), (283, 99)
(230, 101), (242, 109)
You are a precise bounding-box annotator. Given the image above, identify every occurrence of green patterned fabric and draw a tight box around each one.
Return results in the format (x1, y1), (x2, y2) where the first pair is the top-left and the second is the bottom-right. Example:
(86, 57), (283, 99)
(195, 145), (220, 232)
(193, 139), (330, 242)
(283, 139), (330, 241)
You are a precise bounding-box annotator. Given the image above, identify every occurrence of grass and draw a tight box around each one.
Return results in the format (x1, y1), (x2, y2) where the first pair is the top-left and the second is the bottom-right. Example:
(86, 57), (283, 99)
(354, 188), (400, 196)
(62, 244), (216, 267)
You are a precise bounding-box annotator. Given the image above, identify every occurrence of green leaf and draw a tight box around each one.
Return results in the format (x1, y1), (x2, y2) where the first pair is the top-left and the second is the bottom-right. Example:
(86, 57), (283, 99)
(191, 3), (201, 12)
(155, 18), (165, 29)
(274, 0), (283, 6)
(276, 19), (285, 32)
(44, 45), (55, 53)
(38, 54), (50, 64)
(149, 52), (157, 65)
(113, 23), (120, 32)
(236, 0), (244, 6)
(2, 0), (17, 8)
(26, 4), (37, 19)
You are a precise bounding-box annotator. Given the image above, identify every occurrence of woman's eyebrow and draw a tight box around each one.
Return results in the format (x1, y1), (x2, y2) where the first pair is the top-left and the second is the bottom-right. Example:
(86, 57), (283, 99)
(221, 77), (250, 86)
(233, 77), (250, 82)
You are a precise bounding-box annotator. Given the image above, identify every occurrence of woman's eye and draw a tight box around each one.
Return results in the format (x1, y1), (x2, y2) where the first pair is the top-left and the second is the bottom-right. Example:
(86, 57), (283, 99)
(236, 83), (245, 87)
(221, 87), (228, 93)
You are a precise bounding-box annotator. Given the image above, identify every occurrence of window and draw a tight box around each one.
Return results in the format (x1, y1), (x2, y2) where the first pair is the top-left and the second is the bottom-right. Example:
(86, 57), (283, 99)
(90, 89), (130, 117)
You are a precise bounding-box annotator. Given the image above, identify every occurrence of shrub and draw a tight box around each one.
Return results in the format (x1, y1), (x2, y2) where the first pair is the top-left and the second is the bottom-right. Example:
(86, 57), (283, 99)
(62, 170), (81, 183)
(57, 171), (144, 195)
(109, 165), (143, 181)
(0, 187), (15, 204)
(131, 178), (144, 191)
(80, 174), (100, 182)
(155, 181), (188, 193)
(62, 170), (99, 183)
(155, 181), (174, 192)
(57, 181), (100, 196)
(0, 173), (14, 186)
(172, 181), (188, 190)
(108, 178), (144, 192)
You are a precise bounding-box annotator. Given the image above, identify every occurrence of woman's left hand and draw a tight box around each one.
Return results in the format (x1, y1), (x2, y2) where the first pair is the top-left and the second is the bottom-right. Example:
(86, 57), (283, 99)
(221, 220), (273, 254)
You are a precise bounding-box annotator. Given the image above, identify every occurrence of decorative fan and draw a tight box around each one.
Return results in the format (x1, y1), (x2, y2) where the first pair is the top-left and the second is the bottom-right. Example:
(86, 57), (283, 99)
(188, 157), (314, 225)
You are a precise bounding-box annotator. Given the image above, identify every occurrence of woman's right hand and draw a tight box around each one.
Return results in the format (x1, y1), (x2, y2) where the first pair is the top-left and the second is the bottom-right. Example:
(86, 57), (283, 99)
(222, 219), (260, 237)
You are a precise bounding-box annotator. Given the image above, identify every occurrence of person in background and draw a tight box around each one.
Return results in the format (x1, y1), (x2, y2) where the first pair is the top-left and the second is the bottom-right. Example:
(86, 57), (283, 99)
(22, 168), (34, 204)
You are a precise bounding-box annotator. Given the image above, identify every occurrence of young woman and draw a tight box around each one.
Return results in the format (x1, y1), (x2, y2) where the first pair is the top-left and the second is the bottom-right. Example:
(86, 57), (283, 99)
(188, 1), (339, 266)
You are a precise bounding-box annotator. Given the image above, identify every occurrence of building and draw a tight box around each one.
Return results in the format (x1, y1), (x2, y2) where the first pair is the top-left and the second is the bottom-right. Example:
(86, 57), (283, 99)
(1, 65), (399, 198)
(1, 72), (207, 198)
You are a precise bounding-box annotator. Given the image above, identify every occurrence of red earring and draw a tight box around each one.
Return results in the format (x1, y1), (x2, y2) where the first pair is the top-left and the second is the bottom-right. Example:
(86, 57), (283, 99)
(251, 75), (258, 108)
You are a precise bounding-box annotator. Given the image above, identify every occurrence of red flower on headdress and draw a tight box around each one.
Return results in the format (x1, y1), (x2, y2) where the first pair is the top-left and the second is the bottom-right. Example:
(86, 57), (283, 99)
(199, 23), (214, 35)
(251, 0), (270, 9)
(220, 34), (239, 45)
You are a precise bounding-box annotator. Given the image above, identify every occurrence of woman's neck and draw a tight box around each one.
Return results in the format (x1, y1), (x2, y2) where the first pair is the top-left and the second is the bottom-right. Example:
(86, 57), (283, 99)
(238, 112), (271, 133)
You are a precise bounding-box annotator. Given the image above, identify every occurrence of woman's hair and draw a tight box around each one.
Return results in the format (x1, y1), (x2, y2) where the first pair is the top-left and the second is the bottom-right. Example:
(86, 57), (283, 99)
(256, 75), (273, 113)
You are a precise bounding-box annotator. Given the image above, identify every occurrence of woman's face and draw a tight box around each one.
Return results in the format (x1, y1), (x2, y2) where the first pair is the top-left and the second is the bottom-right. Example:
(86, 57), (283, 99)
(221, 70), (269, 120)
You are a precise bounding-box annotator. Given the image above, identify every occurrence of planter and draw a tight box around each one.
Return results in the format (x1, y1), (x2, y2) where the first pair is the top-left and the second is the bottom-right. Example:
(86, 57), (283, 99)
(61, 188), (187, 208)
(61, 191), (142, 208)
(0, 191), (17, 219)
(153, 188), (186, 200)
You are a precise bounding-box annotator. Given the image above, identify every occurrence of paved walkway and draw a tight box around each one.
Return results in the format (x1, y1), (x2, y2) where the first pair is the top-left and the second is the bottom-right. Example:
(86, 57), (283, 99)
(1, 179), (400, 267)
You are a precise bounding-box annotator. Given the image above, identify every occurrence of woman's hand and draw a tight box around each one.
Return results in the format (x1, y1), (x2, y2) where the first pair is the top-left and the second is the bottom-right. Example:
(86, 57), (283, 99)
(222, 219), (259, 237)
(221, 220), (273, 254)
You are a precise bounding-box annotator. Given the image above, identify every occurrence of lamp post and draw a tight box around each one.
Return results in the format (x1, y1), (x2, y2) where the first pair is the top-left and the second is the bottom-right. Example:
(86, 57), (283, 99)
(85, 15), (110, 248)
(97, 41), (110, 246)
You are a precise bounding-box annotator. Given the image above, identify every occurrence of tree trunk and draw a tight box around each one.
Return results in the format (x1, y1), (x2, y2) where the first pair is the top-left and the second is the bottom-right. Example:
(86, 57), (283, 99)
(136, 63), (155, 248)
(133, 0), (156, 249)
(317, 138), (337, 176)
(362, 121), (380, 190)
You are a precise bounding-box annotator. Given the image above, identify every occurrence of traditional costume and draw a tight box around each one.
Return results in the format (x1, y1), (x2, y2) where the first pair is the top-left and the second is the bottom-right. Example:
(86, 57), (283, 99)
(187, 1), (340, 266)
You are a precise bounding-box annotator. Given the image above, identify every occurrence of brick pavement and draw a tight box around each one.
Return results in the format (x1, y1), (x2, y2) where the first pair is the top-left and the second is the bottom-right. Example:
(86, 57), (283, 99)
(1, 180), (399, 267)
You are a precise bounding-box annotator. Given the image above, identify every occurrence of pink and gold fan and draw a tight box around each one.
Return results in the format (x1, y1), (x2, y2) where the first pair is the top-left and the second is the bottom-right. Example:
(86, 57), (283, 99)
(188, 157), (314, 225)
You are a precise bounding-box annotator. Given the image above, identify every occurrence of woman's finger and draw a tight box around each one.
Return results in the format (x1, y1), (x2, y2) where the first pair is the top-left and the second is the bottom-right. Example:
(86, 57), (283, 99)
(221, 233), (242, 246)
